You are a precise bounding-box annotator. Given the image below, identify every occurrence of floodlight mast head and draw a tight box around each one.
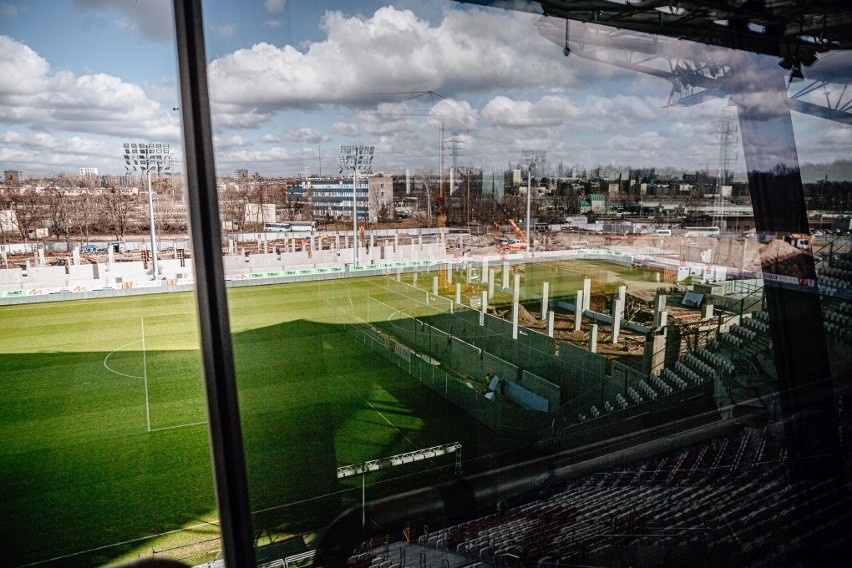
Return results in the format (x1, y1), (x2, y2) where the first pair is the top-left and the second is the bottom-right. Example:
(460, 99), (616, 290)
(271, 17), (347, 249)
(124, 142), (172, 175)
(338, 144), (375, 173)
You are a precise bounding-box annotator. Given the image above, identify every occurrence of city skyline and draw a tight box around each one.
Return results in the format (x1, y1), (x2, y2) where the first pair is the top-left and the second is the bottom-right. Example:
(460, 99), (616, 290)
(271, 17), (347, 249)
(1, 1), (850, 178)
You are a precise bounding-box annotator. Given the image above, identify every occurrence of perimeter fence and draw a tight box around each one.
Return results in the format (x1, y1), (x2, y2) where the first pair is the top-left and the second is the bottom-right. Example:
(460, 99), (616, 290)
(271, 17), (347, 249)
(369, 277), (615, 413)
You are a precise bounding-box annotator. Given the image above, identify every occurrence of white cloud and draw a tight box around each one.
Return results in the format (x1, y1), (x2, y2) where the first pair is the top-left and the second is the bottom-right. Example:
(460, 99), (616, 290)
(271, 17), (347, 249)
(0, 2), (25, 18)
(0, 129), (128, 172)
(208, 6), (576, 122)
(0, 37), (178, 174)
(264, 20), (282, 28)
(261, 128), (329, 144)
(216, 146), (315, 166)
(583, 94), (663, 124)
(0, 36), (50, 96)
(215, 24), (236, 38)
(329, 102), (426, 138)
(214, 135), (252, 150)
(73, 0), (172, 42)
(481, 95), (580, 127)
(0, 38), (175, 139)
(430, 99), (478, 130)
(265, 0), (286, 14)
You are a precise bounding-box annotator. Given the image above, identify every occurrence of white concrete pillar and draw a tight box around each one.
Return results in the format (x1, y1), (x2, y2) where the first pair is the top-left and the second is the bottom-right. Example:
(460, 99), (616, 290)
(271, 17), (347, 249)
(612, 298), (624, 344)
(413, 272), (418, 286)
(107, 246), (114, 267)
(547, 310), (555, 338)
(589, 324), (598, 353)
(1, 250), (7, 269)
(37, 245), (45, 267)
(575, 290), (583, 331)
(582, 277), (591, 312)
(513, 273), (521, 304)
(447, 264), (453, 284)
(482, 258), (489, 284)
(618, 285), (626, 303)
(433, 275), (439, 295)
(396, 269), (402, 282)
(466, 265), (472, 284)
(488, 269), (496, 299)
(654, 294), (667, 327)
(702, 303), (714, 320)
(72, 246), (80, 266)
(542, 281), (550, 321)
(455, 282), (462, 305)
(394, 233), (399, 249)
(480, 291), (487, 326)
(502, 261), (510, 288)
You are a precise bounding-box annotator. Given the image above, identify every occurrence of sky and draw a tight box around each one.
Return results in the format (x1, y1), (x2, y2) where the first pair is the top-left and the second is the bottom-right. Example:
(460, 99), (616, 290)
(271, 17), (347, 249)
(0, 0), (850, 179)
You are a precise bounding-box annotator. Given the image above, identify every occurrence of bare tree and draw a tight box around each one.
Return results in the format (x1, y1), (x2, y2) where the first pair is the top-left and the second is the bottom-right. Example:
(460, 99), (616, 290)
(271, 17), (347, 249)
(10, 188), (46, 241)
(101, 188), (137, 240)
(67, 192), (95, 245)
(45, 188), (72, 247)
(219, 182), (250, 234)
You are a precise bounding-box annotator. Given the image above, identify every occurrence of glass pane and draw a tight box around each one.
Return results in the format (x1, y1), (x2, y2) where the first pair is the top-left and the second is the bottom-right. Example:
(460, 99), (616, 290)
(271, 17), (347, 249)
(0, 2), (218, 565)
(203, 0), (851, 565)
(3, 1), (850, 566)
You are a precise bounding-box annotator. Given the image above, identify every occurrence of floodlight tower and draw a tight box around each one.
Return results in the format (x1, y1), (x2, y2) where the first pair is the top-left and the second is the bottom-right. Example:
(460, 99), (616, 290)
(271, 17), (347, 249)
(519, 150), (545, 253)
(339, 145), (375, 266)
(711, 113), (738, 230)
(123, 142), (172, 281)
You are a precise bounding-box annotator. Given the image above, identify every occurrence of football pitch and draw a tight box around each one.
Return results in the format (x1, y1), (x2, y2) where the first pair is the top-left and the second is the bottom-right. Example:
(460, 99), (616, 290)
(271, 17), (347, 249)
(0, 276), (528, 567)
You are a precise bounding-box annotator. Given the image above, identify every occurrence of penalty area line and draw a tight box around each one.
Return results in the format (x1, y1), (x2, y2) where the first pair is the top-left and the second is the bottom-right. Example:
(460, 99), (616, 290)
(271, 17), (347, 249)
(103, 339), (144, 379)
(342, 380), (418, 451)
(104, 334), (204, 434)
(148, 421), (207, 433)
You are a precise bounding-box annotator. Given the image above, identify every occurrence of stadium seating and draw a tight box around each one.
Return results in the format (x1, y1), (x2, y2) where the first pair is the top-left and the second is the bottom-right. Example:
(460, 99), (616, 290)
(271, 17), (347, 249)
(394, 425), (852, 568)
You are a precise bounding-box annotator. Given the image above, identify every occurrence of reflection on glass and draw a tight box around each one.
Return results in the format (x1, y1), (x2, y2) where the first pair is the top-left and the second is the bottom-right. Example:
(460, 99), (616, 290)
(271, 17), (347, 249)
(1, 0), (850, 566)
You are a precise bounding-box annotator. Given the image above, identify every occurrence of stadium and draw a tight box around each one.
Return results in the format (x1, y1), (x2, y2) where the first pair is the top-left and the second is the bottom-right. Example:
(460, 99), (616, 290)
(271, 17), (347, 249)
(2, 1), (852, 568)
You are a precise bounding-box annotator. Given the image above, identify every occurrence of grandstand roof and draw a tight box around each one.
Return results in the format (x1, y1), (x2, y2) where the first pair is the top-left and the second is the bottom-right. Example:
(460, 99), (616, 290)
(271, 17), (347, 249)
(455, 1), (852, 66)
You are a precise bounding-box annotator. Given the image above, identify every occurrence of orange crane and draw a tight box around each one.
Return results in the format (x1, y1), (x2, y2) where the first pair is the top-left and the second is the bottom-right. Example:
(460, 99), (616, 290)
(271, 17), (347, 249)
(508, 219), (526, 242)
(499, 219), (528, 252)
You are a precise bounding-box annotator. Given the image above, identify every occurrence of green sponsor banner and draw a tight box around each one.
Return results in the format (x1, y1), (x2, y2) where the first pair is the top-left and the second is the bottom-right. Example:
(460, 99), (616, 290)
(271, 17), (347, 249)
(0, 289), (25, 298)
(241, 259), (438, 280)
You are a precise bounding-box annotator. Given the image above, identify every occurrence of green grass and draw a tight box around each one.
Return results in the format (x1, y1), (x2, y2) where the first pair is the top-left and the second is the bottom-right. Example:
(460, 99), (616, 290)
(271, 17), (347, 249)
(0, 277), (522, 567)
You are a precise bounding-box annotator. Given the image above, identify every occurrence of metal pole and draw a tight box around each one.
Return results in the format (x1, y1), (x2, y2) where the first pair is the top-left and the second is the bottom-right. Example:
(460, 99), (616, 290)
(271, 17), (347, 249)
(526, 169), (531, 252)
(362, 470), (366, 529)
(173, 1), (256, 566)
(353, 163), (359, 265)
(146, 171), (159, 281)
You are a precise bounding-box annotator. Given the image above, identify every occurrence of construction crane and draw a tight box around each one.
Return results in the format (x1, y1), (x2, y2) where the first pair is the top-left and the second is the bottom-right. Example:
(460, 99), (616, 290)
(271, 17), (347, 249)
(500, 219), (529, 252)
